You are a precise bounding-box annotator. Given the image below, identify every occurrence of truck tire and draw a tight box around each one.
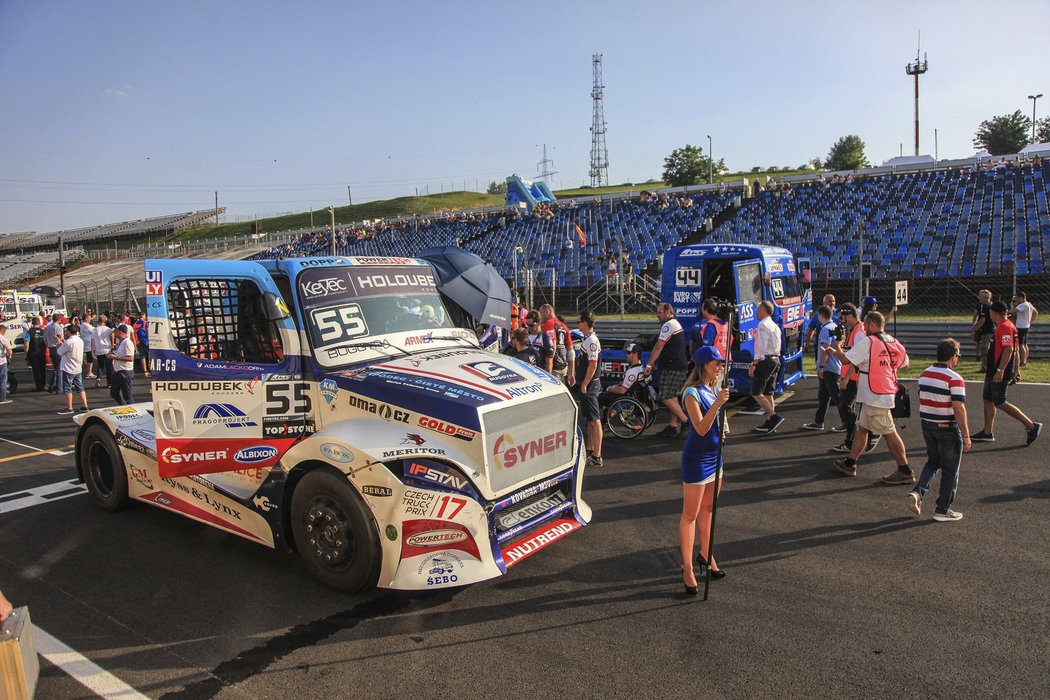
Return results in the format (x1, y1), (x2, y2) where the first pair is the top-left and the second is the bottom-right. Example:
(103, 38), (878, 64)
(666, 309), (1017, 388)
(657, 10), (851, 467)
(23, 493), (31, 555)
(80, 424), (129, 512)
(291, 469), (382, 593)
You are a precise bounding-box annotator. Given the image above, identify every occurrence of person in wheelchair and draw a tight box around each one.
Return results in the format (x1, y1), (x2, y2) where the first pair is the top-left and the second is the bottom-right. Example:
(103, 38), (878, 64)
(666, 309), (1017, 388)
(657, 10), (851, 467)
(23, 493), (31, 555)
(599, 343), (646, 408)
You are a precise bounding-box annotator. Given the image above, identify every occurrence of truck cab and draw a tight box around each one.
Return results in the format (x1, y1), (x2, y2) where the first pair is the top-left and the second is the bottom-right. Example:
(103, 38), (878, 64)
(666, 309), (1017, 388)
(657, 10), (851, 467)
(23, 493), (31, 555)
(75, 255), (590, 592)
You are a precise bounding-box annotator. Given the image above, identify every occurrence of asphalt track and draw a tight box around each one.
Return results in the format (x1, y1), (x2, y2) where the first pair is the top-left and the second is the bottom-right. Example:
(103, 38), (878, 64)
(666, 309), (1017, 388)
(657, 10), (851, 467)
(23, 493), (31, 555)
(1, 364), (1048, 699)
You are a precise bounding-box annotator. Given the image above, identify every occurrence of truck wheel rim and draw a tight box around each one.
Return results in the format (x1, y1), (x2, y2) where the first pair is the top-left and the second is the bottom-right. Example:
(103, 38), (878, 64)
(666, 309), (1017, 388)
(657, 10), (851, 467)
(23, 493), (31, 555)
(304, 496), (356, 570)
(87, 441), (115, 497)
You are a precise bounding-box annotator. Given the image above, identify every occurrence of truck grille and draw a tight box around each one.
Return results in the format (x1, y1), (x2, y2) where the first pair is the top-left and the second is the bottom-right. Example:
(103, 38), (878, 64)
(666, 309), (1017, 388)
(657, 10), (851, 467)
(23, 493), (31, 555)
(482, 393), (578, 495)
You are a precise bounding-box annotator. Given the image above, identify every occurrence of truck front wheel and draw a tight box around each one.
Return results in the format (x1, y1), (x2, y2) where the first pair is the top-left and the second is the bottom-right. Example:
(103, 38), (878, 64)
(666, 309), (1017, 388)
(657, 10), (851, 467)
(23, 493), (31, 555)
(290, 469), (382, 592)
(80, 424), (129, 512)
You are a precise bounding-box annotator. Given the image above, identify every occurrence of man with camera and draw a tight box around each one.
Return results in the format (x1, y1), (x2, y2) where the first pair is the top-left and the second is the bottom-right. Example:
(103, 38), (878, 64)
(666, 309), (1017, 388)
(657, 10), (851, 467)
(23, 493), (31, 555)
(971, 289), (995, 372)
(802, 305), (841, 431)
(829, 311), (913, 483)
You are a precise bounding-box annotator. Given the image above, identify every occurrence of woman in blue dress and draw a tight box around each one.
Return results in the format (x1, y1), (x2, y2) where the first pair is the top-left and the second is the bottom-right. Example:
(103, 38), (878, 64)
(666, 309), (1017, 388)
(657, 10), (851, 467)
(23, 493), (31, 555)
(679, 345), (731, 595)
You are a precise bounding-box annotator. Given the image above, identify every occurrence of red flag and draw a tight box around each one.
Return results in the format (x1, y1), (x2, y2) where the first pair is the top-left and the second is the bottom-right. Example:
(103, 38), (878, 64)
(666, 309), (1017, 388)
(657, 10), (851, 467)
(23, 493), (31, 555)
(575, 224), (586, 247)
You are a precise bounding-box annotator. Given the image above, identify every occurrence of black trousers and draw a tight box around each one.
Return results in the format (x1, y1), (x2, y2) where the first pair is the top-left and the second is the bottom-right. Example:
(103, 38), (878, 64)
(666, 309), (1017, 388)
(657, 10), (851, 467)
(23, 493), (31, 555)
(110, 370), (134, 405)
(838, 380), (858, 445)
(815, 370), (841, 425)
(28, 353), (46, 389)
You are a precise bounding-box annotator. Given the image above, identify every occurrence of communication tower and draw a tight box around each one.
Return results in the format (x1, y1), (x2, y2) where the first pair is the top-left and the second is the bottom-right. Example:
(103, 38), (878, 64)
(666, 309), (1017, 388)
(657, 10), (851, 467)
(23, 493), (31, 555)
(537, 144), (557, 183)
(905, 33), (928, 156)
(589, 54), (609, 188)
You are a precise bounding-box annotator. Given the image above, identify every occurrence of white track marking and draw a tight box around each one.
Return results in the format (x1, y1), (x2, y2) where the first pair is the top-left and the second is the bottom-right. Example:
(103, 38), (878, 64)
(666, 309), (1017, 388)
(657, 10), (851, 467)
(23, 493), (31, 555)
(0, 435), (44, 451)
(35, 627), (149, 699)
(0, 479), (87, 514)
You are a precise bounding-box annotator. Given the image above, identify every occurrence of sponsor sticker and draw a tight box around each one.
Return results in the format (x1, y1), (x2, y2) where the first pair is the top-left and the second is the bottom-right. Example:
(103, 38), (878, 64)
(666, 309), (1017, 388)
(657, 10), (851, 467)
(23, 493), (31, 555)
(417, 416), (476, 441)
(320, 378), (338, 404)
(320, 442), (355, 463)
(406, 461), (469, 491)
(192, 403), (257, 428)
(233, 445), (279, 464)
(161, 446), (229, 465)
(491, 430), (568, 469)
(362, 485), (393, 497)
(459, 361), (525, 385)
(501, 518), (582, 567)
(107, 407), (138, 415)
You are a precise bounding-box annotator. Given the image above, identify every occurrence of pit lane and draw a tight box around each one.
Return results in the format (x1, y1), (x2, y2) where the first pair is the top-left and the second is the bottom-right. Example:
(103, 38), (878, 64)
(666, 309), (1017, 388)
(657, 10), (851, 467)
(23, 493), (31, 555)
(1, 365), (1047, 699)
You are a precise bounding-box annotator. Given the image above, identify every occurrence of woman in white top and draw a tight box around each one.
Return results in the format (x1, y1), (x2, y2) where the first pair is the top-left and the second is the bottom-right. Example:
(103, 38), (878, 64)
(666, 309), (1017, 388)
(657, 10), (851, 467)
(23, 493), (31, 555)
(93, 315), (114, 387)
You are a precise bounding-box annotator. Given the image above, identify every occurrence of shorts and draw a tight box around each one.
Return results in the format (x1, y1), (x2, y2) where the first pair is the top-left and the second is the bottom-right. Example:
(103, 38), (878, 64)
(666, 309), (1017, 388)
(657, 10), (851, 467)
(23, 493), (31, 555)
(750, 358), (780, 396)
(658, 368), (688, 401)
(1017, 328), (1029, 346)
(552, 366), (567, 383)
(139, 345), (150, 364)
(581, 381), (601, 422)
(858, 403), (896, 435)
(84, 351), (94, 363)
(62, 371), (84, 395)
(982, 373), (1010, 407)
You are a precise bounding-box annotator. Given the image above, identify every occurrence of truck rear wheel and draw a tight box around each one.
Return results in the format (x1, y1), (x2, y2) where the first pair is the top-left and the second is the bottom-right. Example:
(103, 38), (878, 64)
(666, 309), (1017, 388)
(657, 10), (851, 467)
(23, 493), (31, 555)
(290, 469), (381, 592)
(80, 424), (129, 512)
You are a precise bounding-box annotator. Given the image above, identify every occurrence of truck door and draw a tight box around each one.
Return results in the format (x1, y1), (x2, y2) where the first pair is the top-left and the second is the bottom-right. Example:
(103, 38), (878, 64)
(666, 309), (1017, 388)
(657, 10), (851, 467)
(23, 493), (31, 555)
(727, 258), (763, 394)
(145, 259), (306, 478)
(797, 257), (813, 313)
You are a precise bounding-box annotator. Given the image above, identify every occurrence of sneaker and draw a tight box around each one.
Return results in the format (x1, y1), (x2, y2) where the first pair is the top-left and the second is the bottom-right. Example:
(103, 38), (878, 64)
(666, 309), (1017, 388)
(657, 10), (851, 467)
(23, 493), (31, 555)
(834, 458), (857, 476)
(882, 468), (916, 485)
(57, 409), (74, 415)
(801, 422), (824, 431)
(907, 492), (922, 517)
(830, 424), (848, 433)
(656, 425), (678, 437)
(933, 510), (964, 522)
(752, 421), (772, 433)
(970, 431), (995, 442)
(85, 374), (97, 379)
(1026, 422), (1042, 447)
(0, 399), (12, 405)
(865, 435), (881, 453)
(586, 455), (603, 468)
(830, 442), (852, 453)
(767, 415), (786, 434)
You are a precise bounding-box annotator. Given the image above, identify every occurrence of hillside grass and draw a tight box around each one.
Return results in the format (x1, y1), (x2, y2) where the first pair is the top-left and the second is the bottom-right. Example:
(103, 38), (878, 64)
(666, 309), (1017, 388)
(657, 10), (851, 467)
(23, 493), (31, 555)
(898, 356), (1049, 384)
(553, 169), (812, 198)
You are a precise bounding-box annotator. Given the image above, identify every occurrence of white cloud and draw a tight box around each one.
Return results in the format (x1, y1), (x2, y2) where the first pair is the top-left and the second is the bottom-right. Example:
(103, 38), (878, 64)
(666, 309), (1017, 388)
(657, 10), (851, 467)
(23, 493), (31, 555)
(102, 84), (134, 98)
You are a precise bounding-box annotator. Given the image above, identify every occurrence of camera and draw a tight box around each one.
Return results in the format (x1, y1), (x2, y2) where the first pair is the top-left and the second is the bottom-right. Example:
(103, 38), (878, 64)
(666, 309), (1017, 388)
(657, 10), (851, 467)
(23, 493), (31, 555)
(703, 297), (735, 321)
(827, 325), (844, 341)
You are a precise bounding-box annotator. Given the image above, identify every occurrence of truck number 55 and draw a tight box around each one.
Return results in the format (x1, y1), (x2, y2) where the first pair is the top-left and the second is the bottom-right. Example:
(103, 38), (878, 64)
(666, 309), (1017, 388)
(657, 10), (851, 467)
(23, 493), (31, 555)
(267, 383), (312, 415)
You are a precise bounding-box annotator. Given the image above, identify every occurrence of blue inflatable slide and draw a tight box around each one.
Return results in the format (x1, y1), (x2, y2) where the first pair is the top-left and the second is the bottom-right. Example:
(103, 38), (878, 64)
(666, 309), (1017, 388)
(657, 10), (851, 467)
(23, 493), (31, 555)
(505, 175), (556, 213)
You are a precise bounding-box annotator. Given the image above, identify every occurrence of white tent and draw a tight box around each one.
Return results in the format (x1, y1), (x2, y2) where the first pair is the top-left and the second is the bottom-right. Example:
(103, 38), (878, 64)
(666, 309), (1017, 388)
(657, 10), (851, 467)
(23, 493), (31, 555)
(1019, 142), (1050, 155)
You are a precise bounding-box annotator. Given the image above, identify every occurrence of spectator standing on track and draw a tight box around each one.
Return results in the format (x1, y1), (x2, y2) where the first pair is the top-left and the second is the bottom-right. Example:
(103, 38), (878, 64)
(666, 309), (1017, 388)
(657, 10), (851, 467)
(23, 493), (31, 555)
(525, 311), (554, 373)
(908, 339), (971, 522)
(644, 303), (691, 437)
(44, 312), (63, 393)
(108, 324), (136, 405)
(832, 304), (866, 452)
(803, 294), (837, 352)
(93, 315), (113, 387)
(135, 312), (151, 377)
(502, 328), (540, 365)
(803, 305), (842, 431)
(577, 311), (603, 468)
(55, 323), (88, 415)
(679, 345), (731, 594)
(970, 302), (1042, 446)
(971, 289), (995, 372)
(1009, 292), (1038, 367)
(539, 304), (574, 386)
(831, 311), (913, 483)
(0, 323), (12, 406)
(750, 301), (784, 433)
(81, 311), (96, 380)
(26, 316), (47, 391)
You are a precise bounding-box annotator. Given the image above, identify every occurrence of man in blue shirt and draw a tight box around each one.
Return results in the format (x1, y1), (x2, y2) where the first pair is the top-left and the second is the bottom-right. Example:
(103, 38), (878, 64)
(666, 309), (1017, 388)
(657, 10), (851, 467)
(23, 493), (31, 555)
(803, 305), (842, 431)
(803, 294), (838, 353)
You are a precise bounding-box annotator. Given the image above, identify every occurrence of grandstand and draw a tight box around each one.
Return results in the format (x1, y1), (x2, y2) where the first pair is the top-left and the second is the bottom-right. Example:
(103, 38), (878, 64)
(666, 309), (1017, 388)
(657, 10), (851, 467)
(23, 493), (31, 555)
(0, 209), (223, 253)
(0, 249), (85, 287)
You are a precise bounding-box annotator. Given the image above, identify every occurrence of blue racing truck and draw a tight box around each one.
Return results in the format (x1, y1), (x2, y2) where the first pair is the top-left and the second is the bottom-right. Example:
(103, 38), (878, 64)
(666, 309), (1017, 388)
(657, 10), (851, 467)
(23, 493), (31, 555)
(602, 243), (812, 396)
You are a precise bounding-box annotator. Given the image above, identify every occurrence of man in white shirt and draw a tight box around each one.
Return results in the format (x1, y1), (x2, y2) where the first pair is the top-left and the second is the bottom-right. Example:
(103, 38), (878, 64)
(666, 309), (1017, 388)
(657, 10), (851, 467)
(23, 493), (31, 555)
(93, 315), (113, 387)
(0, 323), (12, 405)
(1010, 292), (1039, 367)
(750, 301), (784, 433)
(55, 324), (88, 415)
(577, 311), (603, 468)
(830, 311), (913, 483)
(107, 324), (136, 405)
(43, 313), (63, 393)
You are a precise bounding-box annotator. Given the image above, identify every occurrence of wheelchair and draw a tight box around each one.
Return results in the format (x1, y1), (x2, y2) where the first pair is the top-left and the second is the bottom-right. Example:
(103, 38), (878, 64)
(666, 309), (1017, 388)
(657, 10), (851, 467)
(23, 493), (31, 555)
(603, 374), (659, 439)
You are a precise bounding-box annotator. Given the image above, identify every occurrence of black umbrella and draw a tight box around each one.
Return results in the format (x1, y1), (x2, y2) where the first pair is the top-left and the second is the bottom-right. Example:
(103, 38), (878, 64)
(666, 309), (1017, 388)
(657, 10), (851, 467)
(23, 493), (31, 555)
(419, 246), (513, 328)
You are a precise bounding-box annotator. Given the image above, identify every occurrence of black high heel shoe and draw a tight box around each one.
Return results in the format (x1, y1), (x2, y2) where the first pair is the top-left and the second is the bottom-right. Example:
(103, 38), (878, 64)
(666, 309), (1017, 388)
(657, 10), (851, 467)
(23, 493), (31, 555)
(696, 553), (727, 580)
(683, 579), (699, 595)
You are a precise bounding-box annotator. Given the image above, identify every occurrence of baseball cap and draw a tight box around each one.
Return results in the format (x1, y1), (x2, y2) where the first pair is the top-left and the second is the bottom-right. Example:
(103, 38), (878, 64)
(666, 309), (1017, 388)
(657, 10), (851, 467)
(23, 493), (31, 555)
(862, 296), (878, 305)
(624, 342), (642, 355)
(116, 324), (129, 333)
(693, 346), (726, 365)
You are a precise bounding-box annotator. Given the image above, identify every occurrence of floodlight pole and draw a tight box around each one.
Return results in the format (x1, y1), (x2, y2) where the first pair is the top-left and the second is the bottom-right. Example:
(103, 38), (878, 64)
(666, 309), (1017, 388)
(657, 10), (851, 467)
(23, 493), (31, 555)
(905, 38), (929, 156)
(58, 235), (65, 298)
(707, 135), (713, 184)
(1029, 94), (1043, 143)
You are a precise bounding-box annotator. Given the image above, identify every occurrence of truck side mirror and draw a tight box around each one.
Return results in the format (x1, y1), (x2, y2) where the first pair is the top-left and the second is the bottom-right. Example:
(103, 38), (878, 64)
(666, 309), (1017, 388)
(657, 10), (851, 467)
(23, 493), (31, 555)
(263, 292), (290, 322)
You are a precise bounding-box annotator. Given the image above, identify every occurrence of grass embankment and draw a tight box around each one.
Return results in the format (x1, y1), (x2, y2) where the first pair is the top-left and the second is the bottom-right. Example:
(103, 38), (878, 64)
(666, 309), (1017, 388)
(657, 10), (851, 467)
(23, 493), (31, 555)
(898, 356), (1049, 384)
(171, 191), (504, 243)
(553, 170), (811, 198)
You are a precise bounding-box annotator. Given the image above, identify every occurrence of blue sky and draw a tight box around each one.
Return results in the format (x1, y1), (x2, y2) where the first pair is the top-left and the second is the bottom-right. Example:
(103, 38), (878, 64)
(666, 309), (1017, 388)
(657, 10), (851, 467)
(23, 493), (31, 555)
(1, 0), (1048, 234)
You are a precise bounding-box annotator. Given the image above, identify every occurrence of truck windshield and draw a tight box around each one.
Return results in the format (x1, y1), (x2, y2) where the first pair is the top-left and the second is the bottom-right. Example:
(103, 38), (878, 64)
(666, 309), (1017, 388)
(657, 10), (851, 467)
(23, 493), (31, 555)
(297, 265), (471, 368)
(770, 274), (802, 301)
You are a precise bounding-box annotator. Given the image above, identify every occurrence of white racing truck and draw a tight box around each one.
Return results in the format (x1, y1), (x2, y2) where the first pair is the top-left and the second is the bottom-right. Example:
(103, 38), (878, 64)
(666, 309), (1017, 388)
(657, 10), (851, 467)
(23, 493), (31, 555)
(73, 255), (591, 592)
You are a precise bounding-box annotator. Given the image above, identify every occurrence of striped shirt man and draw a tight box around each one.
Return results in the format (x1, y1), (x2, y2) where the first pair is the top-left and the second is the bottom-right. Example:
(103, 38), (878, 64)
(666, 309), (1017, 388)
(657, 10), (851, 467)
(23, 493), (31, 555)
(918, 363), (966, 424)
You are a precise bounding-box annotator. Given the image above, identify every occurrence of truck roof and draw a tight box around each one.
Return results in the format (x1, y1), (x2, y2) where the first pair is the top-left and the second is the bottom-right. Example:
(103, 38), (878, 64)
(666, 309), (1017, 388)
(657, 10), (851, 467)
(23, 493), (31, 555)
(672, 243), (794, 260)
